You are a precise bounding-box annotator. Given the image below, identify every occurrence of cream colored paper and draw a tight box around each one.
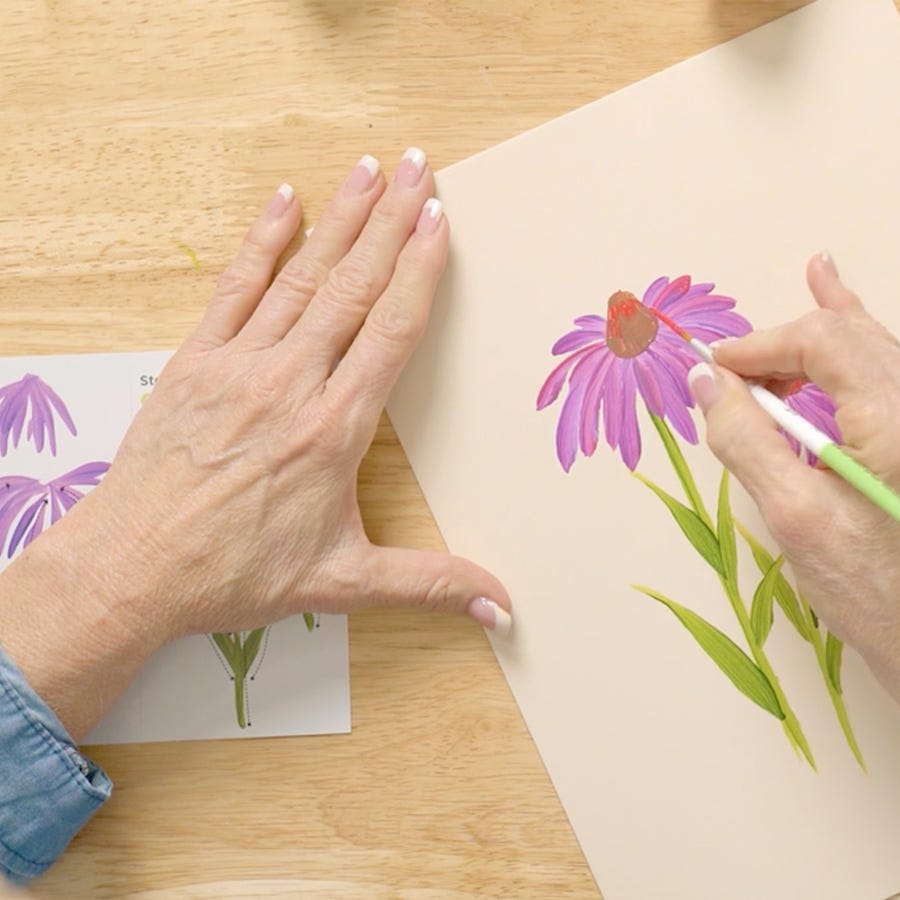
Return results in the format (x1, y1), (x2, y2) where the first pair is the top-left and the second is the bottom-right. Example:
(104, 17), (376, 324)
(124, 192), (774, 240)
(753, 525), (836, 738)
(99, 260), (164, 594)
(388, 1), (900, 897)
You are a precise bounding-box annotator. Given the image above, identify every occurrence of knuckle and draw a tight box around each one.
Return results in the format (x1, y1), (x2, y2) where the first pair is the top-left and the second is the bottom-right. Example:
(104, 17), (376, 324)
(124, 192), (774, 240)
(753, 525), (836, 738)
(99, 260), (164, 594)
(365, 297), (423, 347)
(215, 261), (260, 299)
(424, 574), (455, 612)
(297, 401), (355, 455)
(276, 257), (328, 300)
(327, 256), (379, 301)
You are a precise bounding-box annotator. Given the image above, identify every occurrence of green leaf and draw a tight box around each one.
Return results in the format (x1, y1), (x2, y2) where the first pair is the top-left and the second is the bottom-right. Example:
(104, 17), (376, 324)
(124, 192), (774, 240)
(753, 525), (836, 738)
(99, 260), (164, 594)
(303, 612), (316, 632)
(634, 472), (724, 576)
(750, 557), (785, 645)
(826, 632), (844, 694)
(648, 414), (711, 527)
(736, 522), (810, 642)
(212, 632), (239, 673)
(716, 470), (738, 585)
(634, 585), (784, 719)
(242, 627), (266, 671)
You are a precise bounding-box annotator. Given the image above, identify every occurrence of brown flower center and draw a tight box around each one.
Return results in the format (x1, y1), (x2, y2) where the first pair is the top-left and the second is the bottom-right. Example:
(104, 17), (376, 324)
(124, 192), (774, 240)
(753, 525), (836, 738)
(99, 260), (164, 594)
(606, 290), (659, 358)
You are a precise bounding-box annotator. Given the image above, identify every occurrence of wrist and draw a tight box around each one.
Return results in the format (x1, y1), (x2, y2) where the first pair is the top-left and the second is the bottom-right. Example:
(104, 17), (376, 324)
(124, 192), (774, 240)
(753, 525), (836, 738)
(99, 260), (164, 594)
(0, 490), (169, 741)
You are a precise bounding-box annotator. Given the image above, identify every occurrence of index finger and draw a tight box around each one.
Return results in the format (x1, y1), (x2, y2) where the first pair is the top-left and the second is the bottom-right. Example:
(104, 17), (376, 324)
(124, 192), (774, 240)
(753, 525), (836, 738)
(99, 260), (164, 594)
(713, 308), (898, 408)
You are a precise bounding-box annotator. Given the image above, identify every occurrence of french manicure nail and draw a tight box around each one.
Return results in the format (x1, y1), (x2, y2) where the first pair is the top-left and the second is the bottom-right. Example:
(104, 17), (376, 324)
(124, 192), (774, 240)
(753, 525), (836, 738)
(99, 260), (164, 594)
(467, 597), (512, 636)
(395, 146), (426, 187)
(345, 154), (381, 194)
(415, 198), (443, 235)
(688, 362), (719, 414)
(819, 250), (839, 278)
(266, 183), (294, 218)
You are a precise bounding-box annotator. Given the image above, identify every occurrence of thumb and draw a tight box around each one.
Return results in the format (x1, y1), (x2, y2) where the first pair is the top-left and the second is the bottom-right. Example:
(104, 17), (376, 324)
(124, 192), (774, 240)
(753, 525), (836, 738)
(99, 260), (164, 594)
(361, 545), (512, 635)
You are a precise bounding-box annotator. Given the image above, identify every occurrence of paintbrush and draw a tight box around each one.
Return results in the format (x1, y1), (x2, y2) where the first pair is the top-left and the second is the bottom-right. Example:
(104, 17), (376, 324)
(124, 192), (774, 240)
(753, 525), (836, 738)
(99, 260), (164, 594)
(651, 308), (900, 523)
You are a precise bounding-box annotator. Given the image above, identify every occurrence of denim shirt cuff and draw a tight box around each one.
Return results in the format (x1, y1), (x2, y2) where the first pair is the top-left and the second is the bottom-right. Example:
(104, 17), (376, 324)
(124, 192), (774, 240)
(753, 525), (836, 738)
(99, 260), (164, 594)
(0, 643), (112, 885)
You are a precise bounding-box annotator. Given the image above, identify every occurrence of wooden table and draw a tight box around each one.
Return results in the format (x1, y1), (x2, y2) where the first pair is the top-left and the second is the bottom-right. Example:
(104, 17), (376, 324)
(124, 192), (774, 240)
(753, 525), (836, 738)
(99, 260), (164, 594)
(0, 1), (828, 896)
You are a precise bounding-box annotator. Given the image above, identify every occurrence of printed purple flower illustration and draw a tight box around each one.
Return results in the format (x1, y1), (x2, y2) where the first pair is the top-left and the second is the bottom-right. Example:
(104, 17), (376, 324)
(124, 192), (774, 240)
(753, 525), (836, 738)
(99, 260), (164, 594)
(537, 276), (752, 471)
(0, 462), (109, 558)
(781, 380), (840, 466)
(0, 374), (77, 456)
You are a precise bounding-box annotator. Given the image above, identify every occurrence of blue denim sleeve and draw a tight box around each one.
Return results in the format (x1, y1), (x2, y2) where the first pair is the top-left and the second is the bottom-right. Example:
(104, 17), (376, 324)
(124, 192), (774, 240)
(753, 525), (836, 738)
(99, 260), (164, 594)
(0, 643), (112, 886)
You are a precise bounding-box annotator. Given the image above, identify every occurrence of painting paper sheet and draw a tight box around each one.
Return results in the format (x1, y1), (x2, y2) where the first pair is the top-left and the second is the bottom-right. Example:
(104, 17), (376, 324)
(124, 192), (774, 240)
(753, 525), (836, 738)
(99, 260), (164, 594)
(0, 351), (351, 744)
(387, 1), (900, 897)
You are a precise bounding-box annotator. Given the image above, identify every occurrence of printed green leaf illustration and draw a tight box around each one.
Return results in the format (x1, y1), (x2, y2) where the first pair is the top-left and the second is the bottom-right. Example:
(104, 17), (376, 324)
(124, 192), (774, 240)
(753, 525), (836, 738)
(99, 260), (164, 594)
(634, 585), (784, 720)
(209, 615), (319, 728)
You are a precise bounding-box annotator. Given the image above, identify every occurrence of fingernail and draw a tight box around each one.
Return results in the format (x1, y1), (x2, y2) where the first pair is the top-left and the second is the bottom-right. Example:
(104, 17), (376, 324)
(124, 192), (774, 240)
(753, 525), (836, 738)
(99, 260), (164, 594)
(266, 183), (294, 218)
(819, 250), (839, 278)
(688, 362), (720, 414)
(345, 154), (380, 195)
(304, 225), (315, 238)
(415, 198), (443, 236)
(395, 147), (426, 187)
(467, 597), (512, 637)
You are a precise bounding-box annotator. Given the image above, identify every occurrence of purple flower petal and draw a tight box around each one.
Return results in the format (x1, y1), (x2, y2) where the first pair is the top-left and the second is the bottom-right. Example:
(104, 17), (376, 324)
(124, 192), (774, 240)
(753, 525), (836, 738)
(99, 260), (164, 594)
(552, 327), (605, 355)
(652, 275), (692, 311)
(579, 350), (616, 456)
(53, 461), (111, 486)
(556, 353), (600, 471)
(8, 494), (47, 558)
(0, 375), (78, 457)
(783, 383), (839, 464)
(573, 314), (605, 329)
(641, 276), (670, 308)
(42, 381), (77, 439)
(31, 389), (50, 454)
(537, 345), (597, 410)
(618, 366), (642, 470)
(602, 359), (624, 452)
(634, 356), (665, 417)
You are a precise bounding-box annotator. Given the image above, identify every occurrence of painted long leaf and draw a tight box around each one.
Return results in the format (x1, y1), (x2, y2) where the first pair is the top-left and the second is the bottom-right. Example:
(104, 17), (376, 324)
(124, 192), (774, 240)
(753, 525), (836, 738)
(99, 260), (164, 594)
(634, 585), (784, 719)
(303, 612), (316, 632)
(716, 470), (738, 585)
(634, 473), (724, 576)
(826, 632), (844, 694)
(736, 522), (809, 642)
(750, 557), (785, 645)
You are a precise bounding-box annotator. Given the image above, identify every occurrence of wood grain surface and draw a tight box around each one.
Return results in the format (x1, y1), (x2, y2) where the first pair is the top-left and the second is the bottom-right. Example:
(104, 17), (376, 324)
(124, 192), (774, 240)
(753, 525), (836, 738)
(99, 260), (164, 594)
(0, 1), (863, 896)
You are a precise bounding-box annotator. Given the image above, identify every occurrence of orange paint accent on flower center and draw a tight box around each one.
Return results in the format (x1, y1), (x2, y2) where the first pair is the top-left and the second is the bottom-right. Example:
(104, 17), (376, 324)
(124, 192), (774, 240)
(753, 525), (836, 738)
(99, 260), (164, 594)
(786, 379), (805, 395)
(606, 290), (659, 358)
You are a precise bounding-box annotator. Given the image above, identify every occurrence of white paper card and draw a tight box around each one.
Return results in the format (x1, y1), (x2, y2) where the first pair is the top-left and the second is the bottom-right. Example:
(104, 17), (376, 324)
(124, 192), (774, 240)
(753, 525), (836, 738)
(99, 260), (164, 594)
(0, 351), (350, 744)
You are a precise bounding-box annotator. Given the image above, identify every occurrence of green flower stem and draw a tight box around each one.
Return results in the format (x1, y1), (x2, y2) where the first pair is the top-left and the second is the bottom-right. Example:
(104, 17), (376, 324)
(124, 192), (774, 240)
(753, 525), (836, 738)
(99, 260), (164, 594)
(719, 576), (816, 769)
(799, 596), (866, 770)
(649, 415), (713, 530)
(650, 415), (815, 767)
